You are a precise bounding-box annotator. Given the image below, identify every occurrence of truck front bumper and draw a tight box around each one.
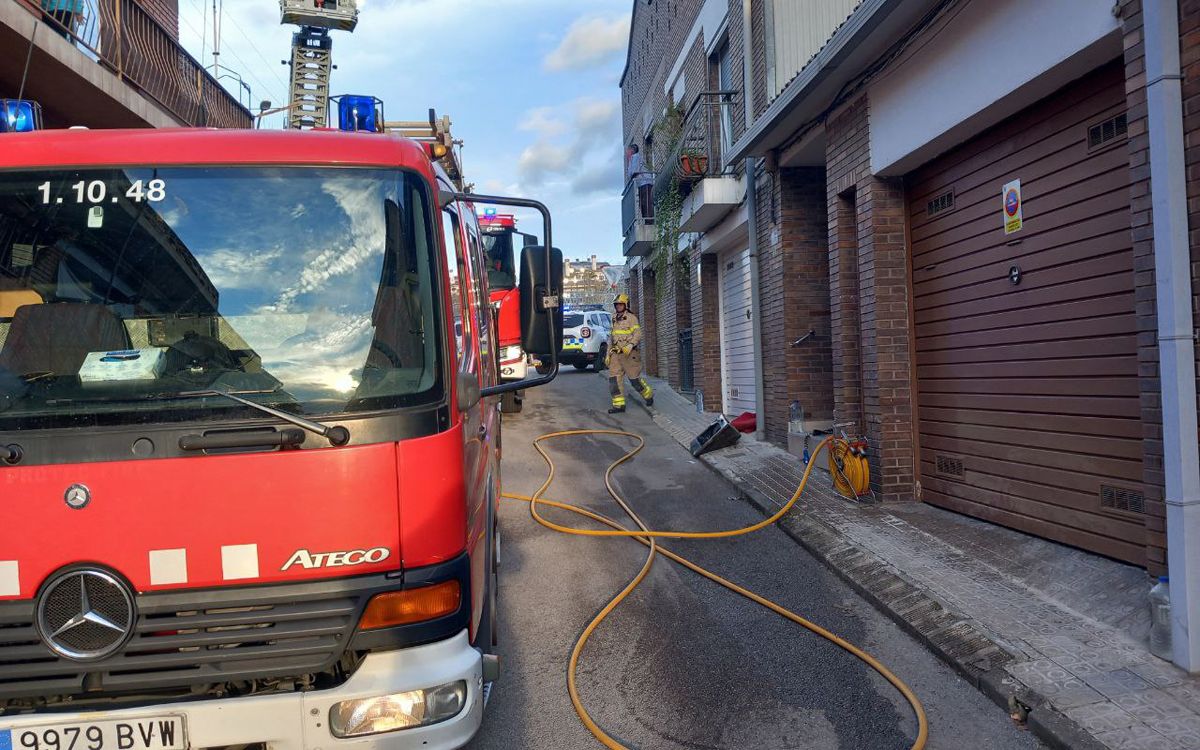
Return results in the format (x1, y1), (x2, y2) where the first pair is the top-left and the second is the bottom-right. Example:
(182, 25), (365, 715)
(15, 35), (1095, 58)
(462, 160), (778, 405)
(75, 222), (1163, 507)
(0, 631), (484, 750)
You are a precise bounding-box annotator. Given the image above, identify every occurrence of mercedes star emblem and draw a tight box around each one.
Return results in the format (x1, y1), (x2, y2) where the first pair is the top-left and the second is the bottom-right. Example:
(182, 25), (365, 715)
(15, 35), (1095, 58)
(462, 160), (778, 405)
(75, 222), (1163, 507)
(64, 483), (91, 510)
(36, 568), (135, 661)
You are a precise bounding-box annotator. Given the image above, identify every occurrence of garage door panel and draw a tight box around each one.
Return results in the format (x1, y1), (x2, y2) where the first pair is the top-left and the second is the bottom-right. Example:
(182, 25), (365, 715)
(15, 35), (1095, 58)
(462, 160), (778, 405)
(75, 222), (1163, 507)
(917, 315), (1135, 352)
(918, 356), (1136, 380)
(920, 459), (1126, 513)
(912, 182), (1130, 264)
(916, 290), (1134, 337)
(908, 64), (1126, 205)
(920, 483), (1146, 562)
(918, 376), (1138, 399)
(720, 248), (756, 415)
(918, 272), (1132, 324)
(919, 419), (1143, 460)
(916, 336), (1137, 366)
(921, 475), (1144, 539)
(918, 392), (1140, 419)
(919, 433), (1143, 482)
(911, 140), (1130, 245)
(911, 62), (1144, 564)
(912, 228), (1128, 301)
(918, 406), (1142, 439)
(921, 488), (1145, 564)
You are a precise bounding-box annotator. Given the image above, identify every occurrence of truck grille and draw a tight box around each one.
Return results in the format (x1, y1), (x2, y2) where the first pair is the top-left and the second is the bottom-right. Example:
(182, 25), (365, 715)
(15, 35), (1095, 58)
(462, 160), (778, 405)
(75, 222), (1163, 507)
(0, 575), (385, 704)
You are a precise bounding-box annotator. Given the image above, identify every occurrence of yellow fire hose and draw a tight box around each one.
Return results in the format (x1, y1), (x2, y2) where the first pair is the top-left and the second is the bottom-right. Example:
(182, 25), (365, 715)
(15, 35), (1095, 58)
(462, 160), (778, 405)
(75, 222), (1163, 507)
(501, 428), (928, 750)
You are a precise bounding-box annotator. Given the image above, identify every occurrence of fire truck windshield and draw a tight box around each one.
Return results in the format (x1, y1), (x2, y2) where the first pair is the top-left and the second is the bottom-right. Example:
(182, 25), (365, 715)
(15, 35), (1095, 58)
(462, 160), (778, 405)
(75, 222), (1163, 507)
(481, 231), (517, 290)
(0, 166), (442, 431)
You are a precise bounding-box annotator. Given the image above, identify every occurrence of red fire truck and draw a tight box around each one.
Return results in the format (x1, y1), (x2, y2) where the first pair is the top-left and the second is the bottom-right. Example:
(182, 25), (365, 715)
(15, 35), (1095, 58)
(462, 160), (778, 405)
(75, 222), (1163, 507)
(0, 101), (562, 749)
(476, 212), (538, 412)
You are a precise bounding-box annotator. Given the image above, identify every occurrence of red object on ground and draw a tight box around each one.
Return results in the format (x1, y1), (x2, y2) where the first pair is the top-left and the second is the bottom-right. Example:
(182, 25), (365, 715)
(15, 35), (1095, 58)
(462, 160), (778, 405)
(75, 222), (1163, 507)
(731, 412), (757, 433)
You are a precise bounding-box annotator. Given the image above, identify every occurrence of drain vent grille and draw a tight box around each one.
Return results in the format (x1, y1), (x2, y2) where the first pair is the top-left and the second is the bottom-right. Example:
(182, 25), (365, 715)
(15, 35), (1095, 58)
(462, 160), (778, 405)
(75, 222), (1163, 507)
(927, 190), (955, 217)
(1101, 485), (1145, 515)
(935, 455), (964, 478)
(1088, 113), (1128, 149)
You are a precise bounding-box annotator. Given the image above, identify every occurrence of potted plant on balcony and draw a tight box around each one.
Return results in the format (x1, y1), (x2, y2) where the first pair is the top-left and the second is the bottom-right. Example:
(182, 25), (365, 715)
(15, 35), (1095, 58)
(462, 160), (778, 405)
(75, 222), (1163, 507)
(678, 148), (709, 178)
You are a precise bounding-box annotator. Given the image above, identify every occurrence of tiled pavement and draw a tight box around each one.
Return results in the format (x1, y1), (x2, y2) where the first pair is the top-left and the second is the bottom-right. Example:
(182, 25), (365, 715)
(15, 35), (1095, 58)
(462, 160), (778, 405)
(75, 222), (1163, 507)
(638, 375), (1200, 750)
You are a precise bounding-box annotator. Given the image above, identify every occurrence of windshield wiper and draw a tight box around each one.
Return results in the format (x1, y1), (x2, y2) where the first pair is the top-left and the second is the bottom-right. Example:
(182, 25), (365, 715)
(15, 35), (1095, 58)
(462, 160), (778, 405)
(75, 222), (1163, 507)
(177, 389), (351, 446)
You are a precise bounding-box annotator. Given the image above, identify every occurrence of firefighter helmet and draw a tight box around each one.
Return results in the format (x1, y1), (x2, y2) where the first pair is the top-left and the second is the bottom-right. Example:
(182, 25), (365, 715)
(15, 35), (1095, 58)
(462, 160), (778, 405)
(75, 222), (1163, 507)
(613, 293), (630, 306)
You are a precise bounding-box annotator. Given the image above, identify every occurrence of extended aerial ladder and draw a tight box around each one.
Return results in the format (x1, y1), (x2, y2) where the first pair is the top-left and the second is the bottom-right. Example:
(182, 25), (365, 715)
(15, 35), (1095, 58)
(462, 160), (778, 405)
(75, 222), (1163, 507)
(280, 0), (358, 129)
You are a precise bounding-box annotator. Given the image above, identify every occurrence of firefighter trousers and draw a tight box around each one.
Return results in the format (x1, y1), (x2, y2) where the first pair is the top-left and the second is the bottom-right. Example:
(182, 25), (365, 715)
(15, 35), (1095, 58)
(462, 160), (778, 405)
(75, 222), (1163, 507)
(608, 348), (653, 409)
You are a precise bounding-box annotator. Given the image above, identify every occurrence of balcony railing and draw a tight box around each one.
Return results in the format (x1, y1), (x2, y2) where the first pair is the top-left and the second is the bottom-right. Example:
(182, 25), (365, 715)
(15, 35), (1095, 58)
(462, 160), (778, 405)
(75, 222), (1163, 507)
(651, 90), (738, 200)
(622, 171), (656, 235)
(17, 0), (252, 129)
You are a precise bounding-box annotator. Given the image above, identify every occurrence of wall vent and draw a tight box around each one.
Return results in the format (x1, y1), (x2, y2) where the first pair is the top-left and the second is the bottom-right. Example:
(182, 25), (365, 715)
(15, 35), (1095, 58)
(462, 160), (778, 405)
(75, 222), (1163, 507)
(1088, 113), (1128, 149)
(926, 190), (955, 217)
(935, 455), (964, 478)
(1100, 485), (1146, 515)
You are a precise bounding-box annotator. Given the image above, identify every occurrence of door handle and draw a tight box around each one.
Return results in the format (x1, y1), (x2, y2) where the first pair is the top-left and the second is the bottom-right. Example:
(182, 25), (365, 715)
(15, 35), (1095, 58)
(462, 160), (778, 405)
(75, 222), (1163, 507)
(478, 424), (488, 439)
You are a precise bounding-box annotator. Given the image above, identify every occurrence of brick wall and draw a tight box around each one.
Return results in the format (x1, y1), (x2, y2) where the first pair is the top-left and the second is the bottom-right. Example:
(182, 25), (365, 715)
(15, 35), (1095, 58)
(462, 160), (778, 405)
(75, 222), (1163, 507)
(621, 0), (705, 151)
(656, 268), (679, 385)
(138, 0), (179, 40)
(756, 166), (833, 446)
(825, 96), (917, 502)
(1117, 0), (1184, 576)
(638, 266), (659, 377)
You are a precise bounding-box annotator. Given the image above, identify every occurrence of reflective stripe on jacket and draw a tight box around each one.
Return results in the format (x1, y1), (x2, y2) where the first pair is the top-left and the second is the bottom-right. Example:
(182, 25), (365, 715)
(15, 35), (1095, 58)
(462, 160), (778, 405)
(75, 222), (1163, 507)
(610, 312), (642, 351)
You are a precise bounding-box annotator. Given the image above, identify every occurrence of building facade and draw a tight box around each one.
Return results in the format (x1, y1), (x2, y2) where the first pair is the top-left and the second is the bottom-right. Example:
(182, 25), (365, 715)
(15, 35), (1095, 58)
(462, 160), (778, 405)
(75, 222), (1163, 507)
(620, 0), (1200, 671)
(1, 0), (250, 129)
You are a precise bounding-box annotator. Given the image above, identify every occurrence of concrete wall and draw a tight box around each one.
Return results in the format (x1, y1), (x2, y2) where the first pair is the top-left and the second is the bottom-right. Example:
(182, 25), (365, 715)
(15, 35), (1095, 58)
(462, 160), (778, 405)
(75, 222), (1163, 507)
(869, 0), (1122, 175)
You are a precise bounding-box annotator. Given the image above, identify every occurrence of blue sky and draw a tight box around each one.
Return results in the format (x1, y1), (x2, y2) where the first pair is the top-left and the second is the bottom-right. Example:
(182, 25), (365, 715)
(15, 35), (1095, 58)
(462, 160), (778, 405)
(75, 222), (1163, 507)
(178, 0), (632, 265)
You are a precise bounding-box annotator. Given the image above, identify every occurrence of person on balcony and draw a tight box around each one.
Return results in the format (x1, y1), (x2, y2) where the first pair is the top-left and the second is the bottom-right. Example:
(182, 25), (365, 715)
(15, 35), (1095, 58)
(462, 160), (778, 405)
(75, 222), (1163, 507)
(41, 0), (83, 39)
(627, 144), (654, 222)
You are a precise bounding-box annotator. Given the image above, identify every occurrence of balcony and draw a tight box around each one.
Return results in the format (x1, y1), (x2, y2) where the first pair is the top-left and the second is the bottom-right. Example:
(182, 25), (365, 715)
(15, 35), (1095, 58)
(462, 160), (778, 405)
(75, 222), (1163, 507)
(651, 90), (744, 234)
(621, 175), (655, 258)
(5, 0), (252, 129)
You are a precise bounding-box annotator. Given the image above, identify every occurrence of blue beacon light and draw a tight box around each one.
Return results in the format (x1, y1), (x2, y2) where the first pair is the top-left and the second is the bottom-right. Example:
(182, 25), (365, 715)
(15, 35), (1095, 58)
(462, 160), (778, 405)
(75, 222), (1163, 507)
(0, 100), (43, 133)
(334, 95), (383, 133)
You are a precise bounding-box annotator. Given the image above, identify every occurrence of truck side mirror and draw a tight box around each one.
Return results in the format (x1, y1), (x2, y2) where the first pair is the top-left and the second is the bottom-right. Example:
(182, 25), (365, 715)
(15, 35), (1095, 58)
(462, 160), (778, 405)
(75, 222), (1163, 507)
(519, 245), (563, 357)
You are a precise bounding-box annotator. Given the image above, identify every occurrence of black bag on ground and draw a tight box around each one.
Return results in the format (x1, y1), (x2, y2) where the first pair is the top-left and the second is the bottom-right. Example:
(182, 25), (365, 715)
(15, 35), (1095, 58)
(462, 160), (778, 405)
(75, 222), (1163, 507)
(690, 414), (741, 457)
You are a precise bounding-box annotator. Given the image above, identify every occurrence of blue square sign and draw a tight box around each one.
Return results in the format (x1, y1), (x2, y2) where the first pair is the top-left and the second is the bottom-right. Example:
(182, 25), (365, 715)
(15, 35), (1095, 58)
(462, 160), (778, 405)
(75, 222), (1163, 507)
(0, 728), (12, 750)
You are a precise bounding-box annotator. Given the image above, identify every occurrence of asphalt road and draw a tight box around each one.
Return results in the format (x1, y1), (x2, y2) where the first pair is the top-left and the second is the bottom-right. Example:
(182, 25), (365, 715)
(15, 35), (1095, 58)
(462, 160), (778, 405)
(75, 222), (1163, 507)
(465, 370), (1041, 750)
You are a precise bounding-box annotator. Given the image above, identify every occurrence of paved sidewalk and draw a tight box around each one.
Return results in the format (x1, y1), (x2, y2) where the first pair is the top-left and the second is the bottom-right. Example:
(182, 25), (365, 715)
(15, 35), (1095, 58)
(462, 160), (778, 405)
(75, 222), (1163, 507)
(639, 375), (1200, 750)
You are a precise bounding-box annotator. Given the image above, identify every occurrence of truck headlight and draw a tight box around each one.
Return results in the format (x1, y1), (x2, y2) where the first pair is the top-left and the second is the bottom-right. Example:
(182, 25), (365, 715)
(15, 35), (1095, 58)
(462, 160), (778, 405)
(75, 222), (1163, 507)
(329, 681), (468, 737)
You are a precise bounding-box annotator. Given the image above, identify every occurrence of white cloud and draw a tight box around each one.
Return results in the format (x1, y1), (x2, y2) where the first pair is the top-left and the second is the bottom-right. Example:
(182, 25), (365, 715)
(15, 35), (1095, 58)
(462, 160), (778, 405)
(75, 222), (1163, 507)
(519, 107), (568, 138)
(544, 15), (630, 72)
(517, 97), (620, 194)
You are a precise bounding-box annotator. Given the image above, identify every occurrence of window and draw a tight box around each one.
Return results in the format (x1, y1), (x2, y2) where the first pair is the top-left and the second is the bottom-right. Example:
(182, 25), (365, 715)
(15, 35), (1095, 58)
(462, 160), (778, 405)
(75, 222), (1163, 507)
(715, 39), (735, 156)
(0, 167), (441, 431)
(441, 207), (472, 371)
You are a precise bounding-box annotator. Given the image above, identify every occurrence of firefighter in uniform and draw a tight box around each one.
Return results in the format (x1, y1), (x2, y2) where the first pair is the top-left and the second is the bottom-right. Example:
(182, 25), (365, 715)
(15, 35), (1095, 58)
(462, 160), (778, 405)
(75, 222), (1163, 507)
(606, 294), (654, 413)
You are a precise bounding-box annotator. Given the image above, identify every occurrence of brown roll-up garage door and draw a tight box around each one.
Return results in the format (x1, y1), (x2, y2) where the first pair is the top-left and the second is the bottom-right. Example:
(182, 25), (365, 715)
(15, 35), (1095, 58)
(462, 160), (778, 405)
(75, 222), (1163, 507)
(906, 61), (1146, 565)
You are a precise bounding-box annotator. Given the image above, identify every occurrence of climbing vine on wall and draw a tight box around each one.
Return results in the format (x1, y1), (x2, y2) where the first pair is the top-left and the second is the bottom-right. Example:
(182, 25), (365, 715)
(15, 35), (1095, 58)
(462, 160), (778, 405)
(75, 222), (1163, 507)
(653, 176), (691, 298)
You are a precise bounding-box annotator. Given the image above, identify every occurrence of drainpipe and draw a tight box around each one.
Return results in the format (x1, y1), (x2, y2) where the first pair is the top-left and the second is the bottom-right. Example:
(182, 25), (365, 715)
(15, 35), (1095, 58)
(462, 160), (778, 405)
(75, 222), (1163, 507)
(742, 0), (767, 440)
(1144, 0), (1200, 673)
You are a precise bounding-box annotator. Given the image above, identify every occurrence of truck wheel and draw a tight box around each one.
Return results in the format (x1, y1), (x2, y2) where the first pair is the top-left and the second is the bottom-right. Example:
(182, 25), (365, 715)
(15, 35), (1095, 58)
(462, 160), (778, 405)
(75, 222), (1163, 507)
(500, 391), (522, 414)
(595, 344), (608, 371)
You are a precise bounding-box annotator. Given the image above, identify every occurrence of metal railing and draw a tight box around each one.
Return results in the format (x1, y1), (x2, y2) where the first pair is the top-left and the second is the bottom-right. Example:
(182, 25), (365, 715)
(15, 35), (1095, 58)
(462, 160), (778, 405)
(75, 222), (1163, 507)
(652, 90), (738, 199)
(16, 0), (252, 129)
(621, 173), (656, 236)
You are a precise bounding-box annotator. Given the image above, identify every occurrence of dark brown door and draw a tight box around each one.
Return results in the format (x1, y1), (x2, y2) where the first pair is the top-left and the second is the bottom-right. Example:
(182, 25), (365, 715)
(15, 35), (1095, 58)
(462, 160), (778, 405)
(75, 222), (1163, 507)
(907, 61), (1146, 565)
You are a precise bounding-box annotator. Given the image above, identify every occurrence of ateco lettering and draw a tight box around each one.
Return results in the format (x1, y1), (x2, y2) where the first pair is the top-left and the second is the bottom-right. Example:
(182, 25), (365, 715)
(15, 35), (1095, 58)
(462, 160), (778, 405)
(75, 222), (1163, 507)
(282, 547), (391, 571)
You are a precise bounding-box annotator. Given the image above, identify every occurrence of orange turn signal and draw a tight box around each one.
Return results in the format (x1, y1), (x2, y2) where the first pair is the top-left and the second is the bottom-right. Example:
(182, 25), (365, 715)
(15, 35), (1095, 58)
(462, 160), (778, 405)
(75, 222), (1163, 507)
(428, 142), (449, 159)
(358, 581), (461, 630)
